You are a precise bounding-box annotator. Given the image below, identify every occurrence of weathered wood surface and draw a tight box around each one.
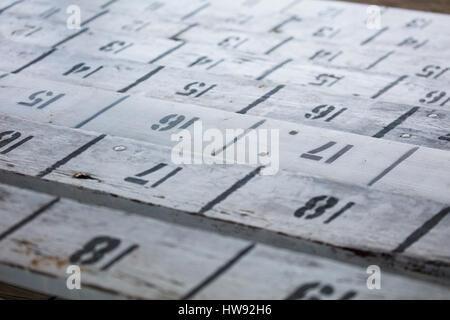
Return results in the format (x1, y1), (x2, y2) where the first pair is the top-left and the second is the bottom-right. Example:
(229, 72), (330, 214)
(0, 114), (449, 281)
(0, 0), (449, 299)
(1, 45), (449, 151)
(2, 2), (450, 109)
(1, 183), (449, 299)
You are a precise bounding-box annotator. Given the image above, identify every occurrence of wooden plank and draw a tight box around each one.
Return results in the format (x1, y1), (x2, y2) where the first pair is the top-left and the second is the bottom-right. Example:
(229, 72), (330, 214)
(1, 49), (449, 152)
(0, 114), (449, 280)
(2, 6), (450, 109)
(1, 26), (448, 112)
(0, 0), (449, 299)
(0, 75), (448, 203)
(192, 245), (450, 300)
(0, 183), (449, 299)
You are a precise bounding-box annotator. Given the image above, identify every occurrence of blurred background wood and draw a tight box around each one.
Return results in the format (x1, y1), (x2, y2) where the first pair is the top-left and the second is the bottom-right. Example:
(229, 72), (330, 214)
(0, 282), (54, 300)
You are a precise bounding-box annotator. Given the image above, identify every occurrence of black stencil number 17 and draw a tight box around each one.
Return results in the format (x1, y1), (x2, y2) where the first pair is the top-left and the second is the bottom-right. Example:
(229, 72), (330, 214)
(124, 162), (183, 188)
(301, 141), (353, 164)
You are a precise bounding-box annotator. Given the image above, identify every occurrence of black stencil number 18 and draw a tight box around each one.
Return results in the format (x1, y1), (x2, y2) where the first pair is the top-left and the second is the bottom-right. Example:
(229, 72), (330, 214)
(70, 236), (138, 270)
(294, 195), (355, 224)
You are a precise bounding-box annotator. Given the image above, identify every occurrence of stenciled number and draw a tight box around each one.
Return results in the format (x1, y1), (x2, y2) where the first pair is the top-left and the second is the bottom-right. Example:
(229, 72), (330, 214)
(300, 141), (353, 164)
(70, 236), (121, 265)
(286, 282), (357, 300)
(309, 74), (343, 87)
(63, 62), (103, 79)
(419, 91), (450, 106)
(151, 114), (200, 131)
(17, 90), (65, 109)
(176, 82), (217, 98)
(124, 162), (183, 188)
(294, 195), (355, 224)
(304, 104), (347, 122)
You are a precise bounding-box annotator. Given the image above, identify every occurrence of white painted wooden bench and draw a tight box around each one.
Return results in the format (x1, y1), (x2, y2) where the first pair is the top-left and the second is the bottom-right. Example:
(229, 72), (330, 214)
(0, 0), (448, 299)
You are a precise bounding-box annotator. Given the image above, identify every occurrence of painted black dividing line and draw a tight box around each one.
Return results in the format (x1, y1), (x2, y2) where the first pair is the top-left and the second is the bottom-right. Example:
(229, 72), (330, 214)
(40, 7), (60, 19)
(393, 206), (450, 253)
(137, 163), (167, 177)
(181, 3), (210, 21)
(325, 107), (347, 122)
(36, 134), (107, 178)
(0, 197), (60, 242)
(52, 27), (89, 48)
(117, 66), (164, 93)
(366, 51), (395, 70)
(12, 48), (57, 74)
(265, 37), (294, 55)
(280, 0), (302, 13)
(75, 95), (130, 129)
(83, 66), (103, 78)
(372, 106), (419, 138)
(101, 244), (140, 271)
(360, 27), (389, 46)
(182, 243), (256, 299)
(325, 144), (353, 164)
(324, 202), (355, 224)
(256, 59), (293, 81)
(0, 73), (9, 79)
(367, 147), (419, 187)
(1, 136), (33, 154)
(211, 120), (266, 156)
(0, 0), (24, 14)
(101, 0), (118, 9)
(81, 10), (109, 27)
(199, 166), (264, 214)
(170, 23), (198, 40)
(269, 16), (300, 32)
(149, 42), (186, 64)
(237, 85), (285, 114)
(371, 75), (408, 99)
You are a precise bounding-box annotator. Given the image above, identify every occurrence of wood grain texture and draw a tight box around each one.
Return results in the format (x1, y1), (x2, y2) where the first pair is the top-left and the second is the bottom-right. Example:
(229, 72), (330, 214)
(0, 183), (449, 299)
(0, 114), (449, 282)
(0, 0), (449, 299)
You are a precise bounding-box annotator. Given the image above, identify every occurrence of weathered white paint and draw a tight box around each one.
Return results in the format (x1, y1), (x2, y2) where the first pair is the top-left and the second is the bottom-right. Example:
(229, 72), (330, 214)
(0, 114), (449, 280)
(0, 0), (449, 299)
(0, 183), (449, 299)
